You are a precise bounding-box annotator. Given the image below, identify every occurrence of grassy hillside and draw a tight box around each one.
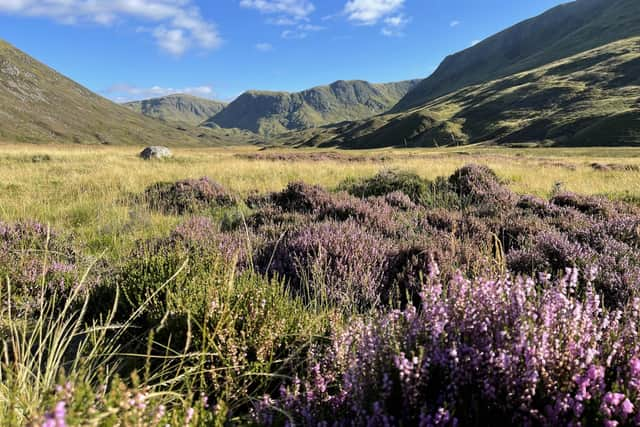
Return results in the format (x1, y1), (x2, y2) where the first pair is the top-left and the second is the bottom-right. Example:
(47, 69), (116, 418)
(277, 37), (640, 148)
(395, 0), (640, 111)
(124, 94), (226, 127)
(0, 39), (256, 146)
(205, 79), (420, 135)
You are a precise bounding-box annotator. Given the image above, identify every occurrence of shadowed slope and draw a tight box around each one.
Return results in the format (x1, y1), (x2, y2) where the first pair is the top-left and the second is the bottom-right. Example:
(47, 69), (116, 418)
(277, 37), (640, 148)
(395, 0), (640, 111)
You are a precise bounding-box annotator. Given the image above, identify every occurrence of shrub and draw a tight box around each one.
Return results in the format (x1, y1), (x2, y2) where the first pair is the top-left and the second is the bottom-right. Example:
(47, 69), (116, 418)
(339, 170), (430, 204)
(266, 182), (334, 214)
(256, 269), (640, 426)
(0, 221), (86, 317)
(144, 177), (235, 214)
(550, 192), (637, 218)
(261, 220), (393, 311)
(449, 164), (517, 215)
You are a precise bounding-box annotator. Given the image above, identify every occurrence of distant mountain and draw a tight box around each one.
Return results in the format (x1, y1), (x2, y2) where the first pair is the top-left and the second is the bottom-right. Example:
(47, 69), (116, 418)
(278, 37), (640, 148)
(204, 79), (420, 135)
(124, 94), (227, 126)
(394, 0), (640, 111)
(0, 39), (255, 146)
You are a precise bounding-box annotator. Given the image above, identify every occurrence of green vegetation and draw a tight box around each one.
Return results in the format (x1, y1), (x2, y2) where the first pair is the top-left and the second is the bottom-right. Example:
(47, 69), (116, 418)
(0, 40), (257, 146)
(204, 79), (420, 135)
(3, 145), (640, 425)
(124, 94), (227, 127)
(280, 37), (640, 148)
(395, 0), (640, 111)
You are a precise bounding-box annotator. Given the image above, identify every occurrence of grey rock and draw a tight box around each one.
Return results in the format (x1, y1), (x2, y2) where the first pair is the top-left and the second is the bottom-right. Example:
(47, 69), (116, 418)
(140, 146), (172, 160)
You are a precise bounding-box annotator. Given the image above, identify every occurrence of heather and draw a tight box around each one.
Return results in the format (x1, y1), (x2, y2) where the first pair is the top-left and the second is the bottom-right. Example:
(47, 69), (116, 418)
(256, 269), (640, 426)
(3, 146), (640, 426)
(143, 176), (236, 214)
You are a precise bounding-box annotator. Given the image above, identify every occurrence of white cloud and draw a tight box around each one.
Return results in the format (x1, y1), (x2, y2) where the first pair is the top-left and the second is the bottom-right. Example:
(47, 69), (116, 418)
(344, 0), (404, 25)
(281, 29), (307, 39)
(280, 22), (324, 39)
(381, 13), (409, 37)
(0, 0), (221, 56)
(255, 42), (273, 52)
(240, 0), (315, 19)
(450, 20), (460, 27)
(104, 83), (216, 102)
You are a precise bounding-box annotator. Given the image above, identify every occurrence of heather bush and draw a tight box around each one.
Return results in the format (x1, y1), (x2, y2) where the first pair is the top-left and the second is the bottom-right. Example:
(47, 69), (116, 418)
(338, 169), (431, 203)
(256, 269), (640, 427)
(266, 181), (334, 214)
(144, 177), (236, 214)
(108, 217), (249, 331)
(449, 164), (517, 215)
(261, 220), (394, 310)
(339, 170), (460, 209)
(0, 221), (88, 317)
(550, 192), (637, 218)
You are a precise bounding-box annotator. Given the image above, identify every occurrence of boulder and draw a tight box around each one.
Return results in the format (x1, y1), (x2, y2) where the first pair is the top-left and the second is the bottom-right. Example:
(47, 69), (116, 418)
(140, 146), (172, 160)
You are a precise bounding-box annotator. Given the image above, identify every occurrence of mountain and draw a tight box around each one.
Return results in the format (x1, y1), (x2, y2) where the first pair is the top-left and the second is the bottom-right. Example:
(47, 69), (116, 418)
(124, 94), (226, 127)
(0, 39), (255, 146)
(394, 0), (640, 111)
(204, 79), (420, 135)
(277, 37), (640, 148)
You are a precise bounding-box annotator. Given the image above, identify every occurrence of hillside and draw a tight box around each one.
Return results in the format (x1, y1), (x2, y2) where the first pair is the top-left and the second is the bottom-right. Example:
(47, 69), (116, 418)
(204, 79), (420, 135)
(124, 94), (226, 127)
(277, 37), (640, 148)
(395, 0), (640, 111)
(0, 39), (255, 146)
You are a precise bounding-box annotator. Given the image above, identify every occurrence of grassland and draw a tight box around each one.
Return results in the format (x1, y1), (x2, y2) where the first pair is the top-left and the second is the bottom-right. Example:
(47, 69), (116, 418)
(4, 143), (640, 252)
(5, 143), (640, 425)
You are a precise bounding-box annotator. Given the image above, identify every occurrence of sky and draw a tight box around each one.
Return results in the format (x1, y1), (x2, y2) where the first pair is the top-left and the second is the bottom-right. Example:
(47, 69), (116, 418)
(0, 0), (570, 102)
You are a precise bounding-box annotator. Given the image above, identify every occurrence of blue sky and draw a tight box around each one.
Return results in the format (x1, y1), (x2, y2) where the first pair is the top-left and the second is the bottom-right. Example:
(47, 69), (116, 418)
(0, 0), (569, 102)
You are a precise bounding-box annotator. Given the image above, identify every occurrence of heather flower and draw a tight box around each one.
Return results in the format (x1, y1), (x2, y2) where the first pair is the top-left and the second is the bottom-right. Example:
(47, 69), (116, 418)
(257, 268), (640, 426)
(260, 220), (393, 310)
(144, 177), (236, 214)
(448, 164), (517, 215)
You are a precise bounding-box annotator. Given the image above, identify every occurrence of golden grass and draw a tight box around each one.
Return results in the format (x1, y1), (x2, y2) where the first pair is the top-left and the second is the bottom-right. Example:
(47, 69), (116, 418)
(2, 143), (640, 255)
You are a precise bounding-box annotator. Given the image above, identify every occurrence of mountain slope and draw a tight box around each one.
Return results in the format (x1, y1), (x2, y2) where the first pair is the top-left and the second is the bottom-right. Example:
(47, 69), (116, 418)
(124, 94), (226, 126)
(0, 39), (250, 146)
(277, 37), (640, 148)
(395, 0), (640, 111)
(204, 79), (420, 135)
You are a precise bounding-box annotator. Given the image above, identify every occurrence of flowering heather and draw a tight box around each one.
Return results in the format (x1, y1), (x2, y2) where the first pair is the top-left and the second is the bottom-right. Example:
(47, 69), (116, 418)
(266, 182), (335, 214)
(256, 269), (640, 426)
(144, 177), (236, 214)
(384, 191), (417, 210)
(449, 164), (517, 215)
(0, 221), (84, 316)
(550, 192), (637, 218)
(261, 220), (393, 310)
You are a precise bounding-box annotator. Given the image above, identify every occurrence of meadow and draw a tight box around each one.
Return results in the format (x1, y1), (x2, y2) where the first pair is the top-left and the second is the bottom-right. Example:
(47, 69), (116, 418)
(3, 143), (640, 425)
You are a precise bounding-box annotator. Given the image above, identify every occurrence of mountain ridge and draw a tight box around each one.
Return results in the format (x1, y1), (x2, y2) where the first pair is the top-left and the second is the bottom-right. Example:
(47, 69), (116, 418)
(205, 79), (420, 135)
(394, 0), (640, 111)
(124, 94), (227, 127)
(276, 36), (640, 148)
(0, 39), (257, 146)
